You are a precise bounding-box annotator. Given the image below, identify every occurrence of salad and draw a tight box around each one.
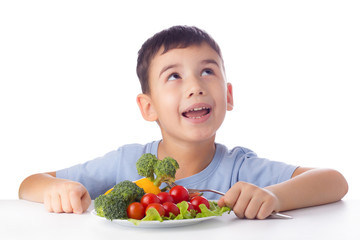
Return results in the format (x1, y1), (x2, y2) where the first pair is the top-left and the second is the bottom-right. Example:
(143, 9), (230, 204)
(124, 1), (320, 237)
(127, 186), (230, 225)
(94, 154), (230, 225)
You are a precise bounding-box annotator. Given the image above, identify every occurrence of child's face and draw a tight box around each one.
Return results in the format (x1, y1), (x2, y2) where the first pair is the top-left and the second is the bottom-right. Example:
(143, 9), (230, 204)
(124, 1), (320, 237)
(138, 43), (233, 143)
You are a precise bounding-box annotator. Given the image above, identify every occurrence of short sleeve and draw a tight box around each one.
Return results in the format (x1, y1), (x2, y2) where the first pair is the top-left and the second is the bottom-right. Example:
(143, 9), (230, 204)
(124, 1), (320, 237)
(56, 150), (122, 199)
(237, 150), (298, 187)
(55, 142), (159, 199)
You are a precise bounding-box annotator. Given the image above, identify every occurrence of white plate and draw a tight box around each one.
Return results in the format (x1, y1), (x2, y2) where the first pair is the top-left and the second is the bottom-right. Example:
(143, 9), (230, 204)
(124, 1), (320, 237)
(91, 210), (217, 228)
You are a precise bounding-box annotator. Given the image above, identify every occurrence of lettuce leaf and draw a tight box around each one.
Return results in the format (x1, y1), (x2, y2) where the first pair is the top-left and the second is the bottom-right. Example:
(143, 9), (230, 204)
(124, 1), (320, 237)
(128, 208), (163, 226)
(196, 203), (231, 218)
(174, 201), (196, 220)
(127, 200), (231, 225)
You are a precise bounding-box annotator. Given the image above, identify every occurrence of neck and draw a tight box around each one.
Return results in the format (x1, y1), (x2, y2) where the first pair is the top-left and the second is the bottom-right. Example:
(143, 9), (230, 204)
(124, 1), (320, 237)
(157, 137), (216, 180)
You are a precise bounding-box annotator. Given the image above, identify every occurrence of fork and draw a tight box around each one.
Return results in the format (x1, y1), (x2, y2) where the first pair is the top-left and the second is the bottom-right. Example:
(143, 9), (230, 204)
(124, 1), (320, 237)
(167, 182), (293, 219)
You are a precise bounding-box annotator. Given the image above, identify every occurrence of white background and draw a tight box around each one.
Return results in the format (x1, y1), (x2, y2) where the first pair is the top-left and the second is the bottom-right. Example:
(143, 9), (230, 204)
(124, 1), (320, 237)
(1, 0), (359, 200)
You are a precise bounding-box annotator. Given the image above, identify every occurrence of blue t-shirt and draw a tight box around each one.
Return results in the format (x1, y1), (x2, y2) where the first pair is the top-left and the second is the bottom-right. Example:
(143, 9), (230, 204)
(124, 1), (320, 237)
(56, 140), (298, 199)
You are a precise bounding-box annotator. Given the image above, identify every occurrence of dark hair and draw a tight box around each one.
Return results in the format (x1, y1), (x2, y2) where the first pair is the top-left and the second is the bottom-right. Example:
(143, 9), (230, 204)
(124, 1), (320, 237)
(136, 25), (223, 94)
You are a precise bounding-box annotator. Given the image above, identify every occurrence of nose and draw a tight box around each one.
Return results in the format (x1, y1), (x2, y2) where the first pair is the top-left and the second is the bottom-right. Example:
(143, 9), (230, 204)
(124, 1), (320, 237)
(188, 90), (204, 97)
(186, 76), (205, 98)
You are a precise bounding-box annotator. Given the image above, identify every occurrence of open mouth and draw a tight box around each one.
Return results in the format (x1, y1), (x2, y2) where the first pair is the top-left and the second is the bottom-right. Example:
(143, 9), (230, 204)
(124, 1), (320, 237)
(182, 106), (211, 119)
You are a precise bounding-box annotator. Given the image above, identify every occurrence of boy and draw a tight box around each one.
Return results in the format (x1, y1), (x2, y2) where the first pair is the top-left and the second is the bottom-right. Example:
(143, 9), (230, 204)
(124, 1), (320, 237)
(19, 26), (348, 219)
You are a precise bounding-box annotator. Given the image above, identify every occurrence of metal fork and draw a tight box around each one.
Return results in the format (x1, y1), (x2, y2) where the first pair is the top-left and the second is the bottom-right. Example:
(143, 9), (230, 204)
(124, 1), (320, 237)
(167, 182), (293, 219)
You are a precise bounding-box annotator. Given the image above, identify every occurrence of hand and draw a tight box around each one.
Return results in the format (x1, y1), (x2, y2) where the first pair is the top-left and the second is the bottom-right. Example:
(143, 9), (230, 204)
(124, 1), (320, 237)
(43, 180), (91, 214)
(218, 182), (280, 219)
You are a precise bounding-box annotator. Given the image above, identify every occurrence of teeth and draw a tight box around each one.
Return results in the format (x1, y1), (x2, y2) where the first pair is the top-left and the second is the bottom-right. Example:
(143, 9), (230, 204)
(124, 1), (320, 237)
(189, 107), (209, 112)
(184, 106), (211, 119)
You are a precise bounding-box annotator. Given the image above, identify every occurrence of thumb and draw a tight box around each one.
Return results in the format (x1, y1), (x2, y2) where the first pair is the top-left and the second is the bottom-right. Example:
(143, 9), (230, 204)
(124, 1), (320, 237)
(217, 196), (226, 207)
(80, 191), (91, 213)
(70, 185), (91, 214)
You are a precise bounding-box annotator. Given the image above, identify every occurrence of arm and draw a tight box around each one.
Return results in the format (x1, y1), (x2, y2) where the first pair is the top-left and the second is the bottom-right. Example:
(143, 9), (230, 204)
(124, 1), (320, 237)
(19, 172), (91, 214)
(218, 167), (348, 219)
(265, 167), (348, 211)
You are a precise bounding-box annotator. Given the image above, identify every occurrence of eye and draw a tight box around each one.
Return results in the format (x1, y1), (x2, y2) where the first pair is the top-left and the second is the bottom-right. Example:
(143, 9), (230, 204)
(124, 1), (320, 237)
(201, 68), (214, 76)
(168, 73), (181, 81)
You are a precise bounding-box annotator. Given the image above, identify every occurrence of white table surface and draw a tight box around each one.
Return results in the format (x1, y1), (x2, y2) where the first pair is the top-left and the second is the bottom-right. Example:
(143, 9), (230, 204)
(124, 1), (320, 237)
(0, 199), (359, 240)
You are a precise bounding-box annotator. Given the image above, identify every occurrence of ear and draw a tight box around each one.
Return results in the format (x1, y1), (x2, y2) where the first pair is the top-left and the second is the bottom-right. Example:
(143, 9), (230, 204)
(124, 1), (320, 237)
(136, 94), (158, 122)
(226, 82), (234, 111)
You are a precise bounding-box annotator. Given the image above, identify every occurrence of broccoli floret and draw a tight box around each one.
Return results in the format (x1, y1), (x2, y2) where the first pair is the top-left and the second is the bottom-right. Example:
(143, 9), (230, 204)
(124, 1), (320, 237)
(95, 194), (128, 220)
(136, 153), (158, 181)
(94, 194), (107, 217)
(112, 180), (145, 202)
(153, 157), (179, 187)
(94, 180), (145, 220)
(135, 154), (180, 188)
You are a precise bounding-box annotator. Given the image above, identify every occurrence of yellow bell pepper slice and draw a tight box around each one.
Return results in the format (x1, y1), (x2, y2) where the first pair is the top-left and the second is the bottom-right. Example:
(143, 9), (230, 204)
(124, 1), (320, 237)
(104, 187), (113, 195)
(134, 178), (161, 194)
(103, 178), (161, 195)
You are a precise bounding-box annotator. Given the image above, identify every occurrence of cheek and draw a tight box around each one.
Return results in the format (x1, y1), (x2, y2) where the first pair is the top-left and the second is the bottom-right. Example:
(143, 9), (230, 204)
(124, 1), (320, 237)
(212, 87), (228, 122)
(213, 84), (227, 107)
(155, 90), (179, 116)
(155, 95), (179, 130)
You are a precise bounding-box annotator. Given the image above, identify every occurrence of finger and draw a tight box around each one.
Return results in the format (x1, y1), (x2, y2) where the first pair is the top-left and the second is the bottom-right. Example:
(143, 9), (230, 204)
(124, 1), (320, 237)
(60, 189), (73, 213)
(244, 197), (263, 219)
(222, 183), (243, 209)
(232, 190), (252, 219)
(69, 188), (84, 214)
(43, 193), (53, 212)
(81, 191), (91, 213)
(217, 196), (225, 207)
(51, 193), (63, 213)
(257, 199), (275, 220)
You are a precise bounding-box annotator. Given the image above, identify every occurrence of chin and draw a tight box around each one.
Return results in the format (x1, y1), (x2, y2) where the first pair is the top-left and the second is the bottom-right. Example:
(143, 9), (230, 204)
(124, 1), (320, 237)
(184, 131), (217, 143)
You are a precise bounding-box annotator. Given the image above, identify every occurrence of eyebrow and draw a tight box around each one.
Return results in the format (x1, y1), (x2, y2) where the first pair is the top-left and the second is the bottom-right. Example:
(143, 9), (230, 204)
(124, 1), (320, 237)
(159, 64), (180, 78)
(201, 59), (220, 67)
(158, 59), (221, 78)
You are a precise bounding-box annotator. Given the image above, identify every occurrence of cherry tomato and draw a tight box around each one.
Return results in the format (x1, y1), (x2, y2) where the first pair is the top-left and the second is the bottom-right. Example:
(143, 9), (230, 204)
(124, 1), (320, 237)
(127, 202), (145, 220)
(146, 203), (166, 217)
(169, 185), (190, 203)
(157, 192), (174, 203)
(190, 196), (210, 212)
(187, 202), (195, 211)
(140, 193), (160, 208)
(162, 202), (180, 217)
